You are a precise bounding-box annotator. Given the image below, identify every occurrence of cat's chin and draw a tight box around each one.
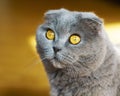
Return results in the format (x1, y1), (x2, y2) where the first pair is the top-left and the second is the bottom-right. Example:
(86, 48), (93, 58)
(51, 57), (65, 69)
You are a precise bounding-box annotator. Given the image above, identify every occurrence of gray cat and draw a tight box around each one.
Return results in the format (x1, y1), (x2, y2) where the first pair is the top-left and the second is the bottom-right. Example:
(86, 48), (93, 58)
(36, 8), (120, 96)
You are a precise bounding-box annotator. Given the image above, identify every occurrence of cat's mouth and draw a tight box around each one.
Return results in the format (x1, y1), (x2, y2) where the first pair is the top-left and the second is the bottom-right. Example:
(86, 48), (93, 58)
(53, 55), (62, 63)
(51, 53), (76, 69)
(51, 59), (64, 69)
(52, 56), (58, 62)
(50, 54), (66, 68)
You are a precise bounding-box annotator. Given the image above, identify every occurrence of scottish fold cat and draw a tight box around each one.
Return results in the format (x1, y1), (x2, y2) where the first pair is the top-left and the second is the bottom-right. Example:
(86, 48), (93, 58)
(36, 9), (120, 96)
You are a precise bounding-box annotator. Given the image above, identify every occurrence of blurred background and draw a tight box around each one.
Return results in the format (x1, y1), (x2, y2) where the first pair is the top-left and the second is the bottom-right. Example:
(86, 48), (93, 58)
(0, 0), (120, 96)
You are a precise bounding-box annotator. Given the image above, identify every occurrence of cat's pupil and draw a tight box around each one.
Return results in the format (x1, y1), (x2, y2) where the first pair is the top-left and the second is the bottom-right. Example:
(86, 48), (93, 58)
(46, 29), (55, 40)
(69, 34), (81, 45)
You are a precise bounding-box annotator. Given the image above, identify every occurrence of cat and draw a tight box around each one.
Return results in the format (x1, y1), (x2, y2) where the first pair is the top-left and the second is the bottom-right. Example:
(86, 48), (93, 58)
(36, 8), (120, 96)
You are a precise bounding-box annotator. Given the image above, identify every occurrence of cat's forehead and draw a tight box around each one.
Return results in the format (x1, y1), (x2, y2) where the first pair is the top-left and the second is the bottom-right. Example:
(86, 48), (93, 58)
(44, 9), (101, 36)
(55, 12), (77, 34)
(45, 9), (77, 26)
(44, 9), (79, 35)
(59, 12), (76, 24)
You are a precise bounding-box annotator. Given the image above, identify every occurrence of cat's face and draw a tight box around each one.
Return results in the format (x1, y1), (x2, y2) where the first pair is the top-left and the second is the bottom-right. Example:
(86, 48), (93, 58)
(36, 9), (107, 76)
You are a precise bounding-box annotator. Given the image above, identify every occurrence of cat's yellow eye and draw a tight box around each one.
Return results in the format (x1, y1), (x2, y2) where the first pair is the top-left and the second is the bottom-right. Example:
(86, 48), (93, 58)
(69, 34), (81, 45)
(46, 29), (55, 40)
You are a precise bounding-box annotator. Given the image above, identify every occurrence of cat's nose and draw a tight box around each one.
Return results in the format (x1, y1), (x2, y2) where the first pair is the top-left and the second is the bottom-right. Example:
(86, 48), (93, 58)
(53, 47), (61, 53)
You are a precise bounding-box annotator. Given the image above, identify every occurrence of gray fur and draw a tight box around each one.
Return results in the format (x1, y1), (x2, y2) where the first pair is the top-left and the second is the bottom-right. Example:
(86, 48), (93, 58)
(36, 8), (120, 96)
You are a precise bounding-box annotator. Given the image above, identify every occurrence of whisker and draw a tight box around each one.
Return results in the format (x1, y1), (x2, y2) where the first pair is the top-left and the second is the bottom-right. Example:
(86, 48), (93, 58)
(24, 55), (40, 68)
(18, 55), (41, 78)
(40, 57), (47, 62)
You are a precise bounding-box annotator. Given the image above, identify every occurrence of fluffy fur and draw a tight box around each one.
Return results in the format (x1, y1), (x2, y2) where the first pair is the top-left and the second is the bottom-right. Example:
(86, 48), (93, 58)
(36, 9), (120, 96)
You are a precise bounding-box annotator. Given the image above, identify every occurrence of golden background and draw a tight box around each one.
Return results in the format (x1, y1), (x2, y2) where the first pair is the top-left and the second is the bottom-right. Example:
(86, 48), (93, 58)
(0, 0), (120, 96)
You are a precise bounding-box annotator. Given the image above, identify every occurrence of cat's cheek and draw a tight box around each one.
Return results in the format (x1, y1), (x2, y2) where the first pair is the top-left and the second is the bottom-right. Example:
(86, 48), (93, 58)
(38, 46), (54, 60)
(45, 49), (55, 59)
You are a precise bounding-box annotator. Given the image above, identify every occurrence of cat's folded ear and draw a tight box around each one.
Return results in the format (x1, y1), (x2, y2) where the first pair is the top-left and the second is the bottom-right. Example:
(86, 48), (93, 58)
(80, 17), (103, 33)
(44, 8), (68, 20)
(44, 10), (58, 20)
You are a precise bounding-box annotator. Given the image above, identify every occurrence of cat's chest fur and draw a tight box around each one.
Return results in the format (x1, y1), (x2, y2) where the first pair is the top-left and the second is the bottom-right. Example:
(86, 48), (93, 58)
(49, 61), (119, 96)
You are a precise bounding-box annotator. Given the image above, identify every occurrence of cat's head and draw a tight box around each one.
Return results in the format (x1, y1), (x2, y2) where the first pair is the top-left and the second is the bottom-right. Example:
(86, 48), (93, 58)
(36, 9), (107, 76)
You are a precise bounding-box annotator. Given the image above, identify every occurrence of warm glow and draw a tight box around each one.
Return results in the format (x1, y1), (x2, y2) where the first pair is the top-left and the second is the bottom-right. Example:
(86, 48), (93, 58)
(28, 36), (36, 52)
(105, 23), (120, 44)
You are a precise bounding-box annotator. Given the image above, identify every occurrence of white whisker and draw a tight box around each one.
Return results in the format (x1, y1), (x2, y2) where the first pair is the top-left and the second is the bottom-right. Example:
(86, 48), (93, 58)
(40, 57), (47, 62)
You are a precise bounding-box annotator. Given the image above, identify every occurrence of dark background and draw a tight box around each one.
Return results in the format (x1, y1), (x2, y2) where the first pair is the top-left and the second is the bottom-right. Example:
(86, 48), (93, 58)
(0, 0), (120, 96)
